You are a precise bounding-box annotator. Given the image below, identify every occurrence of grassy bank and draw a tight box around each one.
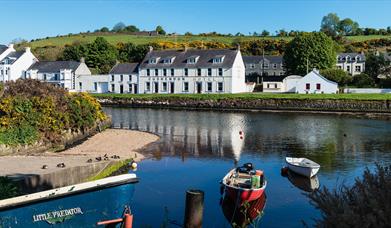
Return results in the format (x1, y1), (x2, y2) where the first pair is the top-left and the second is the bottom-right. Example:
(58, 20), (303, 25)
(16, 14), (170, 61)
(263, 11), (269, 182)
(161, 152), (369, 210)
(87, 159), (132, 181)
(26, 34), (391, 49)
(92, 93), (391, 101)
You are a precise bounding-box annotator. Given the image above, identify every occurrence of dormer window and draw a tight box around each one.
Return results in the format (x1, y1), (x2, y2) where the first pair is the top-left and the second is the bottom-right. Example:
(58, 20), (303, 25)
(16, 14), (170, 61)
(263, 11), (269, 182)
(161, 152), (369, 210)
(346, 56), (351, 61)
(149, 57), (159, 64)
(163, 57), (175, 64)
(187, 56), (199, 64)
(213, 55), (225, 64)
(356, 56), (360, 61)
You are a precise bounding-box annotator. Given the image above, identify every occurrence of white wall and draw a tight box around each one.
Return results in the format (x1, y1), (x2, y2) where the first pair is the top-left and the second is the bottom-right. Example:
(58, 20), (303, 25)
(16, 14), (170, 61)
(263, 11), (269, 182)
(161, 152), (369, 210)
(76, 75), (109, 93)
(283, 76), (302, 93)
(263, 81), (283, 93)
(231, 51), (247, 93)
(7, 48), (37, 81)
(344, 88), (391, 94)
(108, 73), (138, 94)
(296, 71), (338, 94)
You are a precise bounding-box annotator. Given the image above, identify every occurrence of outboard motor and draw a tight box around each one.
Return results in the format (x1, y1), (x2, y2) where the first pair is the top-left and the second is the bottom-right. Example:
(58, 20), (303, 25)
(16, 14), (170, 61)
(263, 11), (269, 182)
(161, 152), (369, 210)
(236, 163), (255, 175)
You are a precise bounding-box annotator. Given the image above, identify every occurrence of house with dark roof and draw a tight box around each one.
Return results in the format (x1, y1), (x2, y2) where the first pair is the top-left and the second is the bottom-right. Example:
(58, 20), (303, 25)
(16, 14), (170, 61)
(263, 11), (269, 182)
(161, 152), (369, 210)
(336, 53), (365, 76)
(26, 59), (91, 91)
(0, 46), (37, 82)
(108, 63), (139, 93)
(138, 47), (247, 94)
(243, 55), (285, 80)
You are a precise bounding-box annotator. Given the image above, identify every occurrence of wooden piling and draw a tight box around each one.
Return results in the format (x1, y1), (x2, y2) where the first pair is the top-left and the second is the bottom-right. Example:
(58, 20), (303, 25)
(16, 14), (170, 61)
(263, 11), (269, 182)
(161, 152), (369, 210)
(184, 189), (204, 228)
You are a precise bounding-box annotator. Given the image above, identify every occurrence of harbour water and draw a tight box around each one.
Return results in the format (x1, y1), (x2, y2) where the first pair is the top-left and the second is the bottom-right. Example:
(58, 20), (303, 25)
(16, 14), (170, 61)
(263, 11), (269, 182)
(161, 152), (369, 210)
(107, 107), (391, 227)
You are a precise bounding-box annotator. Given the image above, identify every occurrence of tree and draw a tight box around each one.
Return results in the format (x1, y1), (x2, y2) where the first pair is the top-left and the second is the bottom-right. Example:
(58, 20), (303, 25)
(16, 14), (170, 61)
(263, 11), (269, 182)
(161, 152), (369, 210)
(365, 53), (390, 83)
(351, 73), (376, 87)
(99, 27), (110, 33)
(124, 25), (140, 33)
(283, 32), (337, 75)
(155, 25), (166, 35)
(117, 42), (148, 63)
(112, 22), (126, 32)
(277, 29), (288, 37)
(338, 18), (359, 36)
(261, 30), (270, 37)
(320, 13), (340, 37)
(320, 68), (351, 85)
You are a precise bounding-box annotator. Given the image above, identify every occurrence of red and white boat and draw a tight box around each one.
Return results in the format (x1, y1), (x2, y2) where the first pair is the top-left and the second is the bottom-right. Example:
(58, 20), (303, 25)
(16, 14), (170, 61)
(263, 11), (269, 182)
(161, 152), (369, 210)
(221, 163), (267, 203)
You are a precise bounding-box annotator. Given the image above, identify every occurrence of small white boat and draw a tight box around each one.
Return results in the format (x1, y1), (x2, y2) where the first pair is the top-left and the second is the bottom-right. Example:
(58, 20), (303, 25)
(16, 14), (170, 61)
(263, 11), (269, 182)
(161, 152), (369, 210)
(285, 157), (320, 178)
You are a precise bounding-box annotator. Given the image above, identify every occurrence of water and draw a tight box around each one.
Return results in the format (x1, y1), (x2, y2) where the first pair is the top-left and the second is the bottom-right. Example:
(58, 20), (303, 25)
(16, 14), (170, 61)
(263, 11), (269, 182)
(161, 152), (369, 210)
(104, 107), (391, 227)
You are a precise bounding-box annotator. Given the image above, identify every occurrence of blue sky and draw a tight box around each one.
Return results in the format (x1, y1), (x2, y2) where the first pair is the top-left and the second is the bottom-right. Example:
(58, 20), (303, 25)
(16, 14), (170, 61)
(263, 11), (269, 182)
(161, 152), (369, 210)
(1, 0), (390, 44)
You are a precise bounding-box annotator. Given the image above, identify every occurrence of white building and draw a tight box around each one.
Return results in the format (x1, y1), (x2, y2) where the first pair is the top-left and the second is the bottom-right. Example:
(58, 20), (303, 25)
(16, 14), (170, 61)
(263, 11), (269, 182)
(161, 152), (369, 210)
(26, 59), (91, 91)
(336, 53), (365, 76)
(138, 47), (246, 94)
(0, 45), (37, 82)
(262, 70), (338, 94)
(76, 75), (109, 93)
(108, 63), (139, 94)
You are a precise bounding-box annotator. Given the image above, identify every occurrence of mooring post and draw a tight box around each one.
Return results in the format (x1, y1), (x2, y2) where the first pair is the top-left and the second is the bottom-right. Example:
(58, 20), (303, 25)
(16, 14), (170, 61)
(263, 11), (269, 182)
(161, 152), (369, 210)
(184, 189), (204, 228)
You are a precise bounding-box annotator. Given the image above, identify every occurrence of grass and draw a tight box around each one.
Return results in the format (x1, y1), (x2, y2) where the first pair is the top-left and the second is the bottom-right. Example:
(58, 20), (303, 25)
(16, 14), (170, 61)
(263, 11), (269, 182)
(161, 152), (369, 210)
(92, 93), (391, 101)
(86, 159), (132, 181)
(25, 34), (391, 49)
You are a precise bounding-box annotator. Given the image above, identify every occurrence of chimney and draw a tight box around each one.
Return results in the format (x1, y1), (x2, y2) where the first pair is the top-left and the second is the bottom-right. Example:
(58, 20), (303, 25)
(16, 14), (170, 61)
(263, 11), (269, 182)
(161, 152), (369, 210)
(313, 68), (319, 74)
(149, 46), (153, 52)
(80, 57), (85, 63)
(8, 44), (14, 49)
(25, 47), (31, 53)
(237, 44), (241, 51)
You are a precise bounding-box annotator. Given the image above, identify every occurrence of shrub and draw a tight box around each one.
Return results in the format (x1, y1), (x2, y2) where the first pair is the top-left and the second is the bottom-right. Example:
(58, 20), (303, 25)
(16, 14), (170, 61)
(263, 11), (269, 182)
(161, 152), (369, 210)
(320, 68), (352, 85)
(0, 177), (20, 200)
(351, 73), (376, 88)
(308, 164), (391, 227)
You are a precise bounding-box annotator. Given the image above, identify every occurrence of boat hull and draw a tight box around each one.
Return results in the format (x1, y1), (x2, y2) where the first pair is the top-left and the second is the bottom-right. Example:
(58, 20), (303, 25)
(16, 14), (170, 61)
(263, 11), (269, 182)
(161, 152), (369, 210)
(223, 184), (265, 203)
(286, 163), (319, 177)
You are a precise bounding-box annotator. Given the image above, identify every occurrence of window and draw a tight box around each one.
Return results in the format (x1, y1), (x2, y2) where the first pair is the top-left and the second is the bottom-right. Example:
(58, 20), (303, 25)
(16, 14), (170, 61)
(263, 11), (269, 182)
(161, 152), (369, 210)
(171, 69), (174, 76)
(207, 82), (212, 92)
(44, 74), (47, 80)
(129, 75), (132, 81)
(79, 82), (83, 90)
(280, 72), (284, 76)
(217, 82), (224, 92)
(306, 83), (310, 90)
(120, 75), (123, 81)
(155, 69), (158, 76)
(146, 82), (151, 91)
(129, 85), (132, 93)
(355, 65), (361, 72)
(55, 74), (59, 80)
(197, 68), (201, 76)
(208, 68), (212, 76)
(184, 68), (188, 76)
(183, 82), (189, 92)
(111, 84), (115, 92)
(187, 57), (198, 64)
(111, 75), (115, 81)
(162, 82), (167, 91)
(94, 82), (98, 91)
(149, 58), (157, 64)
(273, 64), (277, 69)
(249, 64), (255, 69)
(346, 65), (350, 72)
(163, 69), (167, 76)
(213, 56), (224, 63)
(218, 68), (223, 76)
(163, 57), (174, 64)
(147, 69), (150, 76)
(316, 83), (321, 90)
(263, 63), (269, 69)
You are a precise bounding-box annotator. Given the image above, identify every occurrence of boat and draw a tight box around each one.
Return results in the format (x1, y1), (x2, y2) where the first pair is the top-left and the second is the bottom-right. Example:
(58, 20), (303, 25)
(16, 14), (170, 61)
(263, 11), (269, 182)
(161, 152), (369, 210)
(287, 170), (320, 192)
(221, 193), (266, 227)
(221, 163), (267, 203)
(285, 157), (320, 177)
(0, 173), (138, 227)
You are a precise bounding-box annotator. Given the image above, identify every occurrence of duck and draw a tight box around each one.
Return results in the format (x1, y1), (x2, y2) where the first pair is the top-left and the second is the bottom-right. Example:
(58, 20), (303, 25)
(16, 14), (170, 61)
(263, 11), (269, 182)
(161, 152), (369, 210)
(87, 159), (93, 163)
(95, 157), (102, 162)
(56, 163), (66, 168)
(41, 165), (48, 169)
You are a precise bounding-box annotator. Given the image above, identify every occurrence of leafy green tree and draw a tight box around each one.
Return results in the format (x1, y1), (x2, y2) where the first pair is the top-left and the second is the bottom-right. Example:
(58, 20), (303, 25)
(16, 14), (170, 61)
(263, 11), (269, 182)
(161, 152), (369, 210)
(261, 30), (270, 37)
(283, 32), (337, 75)
(351, 73), (375, 87)
(320, 13), (340, 37)
(124, 25), (140, 33)
(320, 68), (352, 85)
(338, 18), (359, 36)
(118, 43), (149, 63)
(112, 22), (126, 32)
(156, 25), (166, 35)
(99, 27), (110, 32)
(365, 53), (390, 83)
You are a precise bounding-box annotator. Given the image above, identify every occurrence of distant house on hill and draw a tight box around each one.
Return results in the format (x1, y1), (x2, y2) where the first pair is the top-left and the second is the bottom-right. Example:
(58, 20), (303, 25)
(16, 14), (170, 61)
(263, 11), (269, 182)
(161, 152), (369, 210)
(26, 58), (91, 91)
(0, 44), (37, 82)
(109, 63), (139, 94)
(336, 53), (365, 76)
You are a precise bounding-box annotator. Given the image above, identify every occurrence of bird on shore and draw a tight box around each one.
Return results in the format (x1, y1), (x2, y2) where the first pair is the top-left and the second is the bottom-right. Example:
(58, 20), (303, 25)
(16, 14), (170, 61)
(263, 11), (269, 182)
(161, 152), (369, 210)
(96, 157), (102, 162)
(111, 155), (120, 159)
(57, 163), (66, 168)
(41, 165), (48, 169)
(87, 159), (93, 163)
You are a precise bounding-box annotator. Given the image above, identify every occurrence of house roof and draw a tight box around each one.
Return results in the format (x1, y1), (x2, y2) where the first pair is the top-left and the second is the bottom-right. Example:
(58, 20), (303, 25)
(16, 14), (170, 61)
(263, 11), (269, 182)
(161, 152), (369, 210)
(109, 63), (139, 74)
(1, 51), (24, 64)
(243, 55), (283, 64)
(139, 48), (239, 69)
(0, 45), (8, 56)
(337, 53), (365, 63)
(262, 76), (286, 82)
(28, 61), (81, 72)
(307, 70), (338, 85)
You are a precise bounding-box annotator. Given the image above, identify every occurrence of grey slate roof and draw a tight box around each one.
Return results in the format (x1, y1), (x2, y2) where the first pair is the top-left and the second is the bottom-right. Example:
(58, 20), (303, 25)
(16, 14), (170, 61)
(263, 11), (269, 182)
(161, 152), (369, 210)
(243, 55), (283, 64)
(337, 53), (365, 63)
(109, 63), (139, 74)
(262, 76), (286, 82)
(0, 45), (8, 56)
(28, 61), (81, 72)
(1, 51), (24, 64)
(139, 48), (239, 69)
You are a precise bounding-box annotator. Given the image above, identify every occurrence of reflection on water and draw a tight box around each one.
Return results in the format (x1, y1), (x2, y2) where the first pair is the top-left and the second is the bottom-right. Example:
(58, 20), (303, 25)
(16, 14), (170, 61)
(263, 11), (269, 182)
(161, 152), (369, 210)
(103, 107), (391, 227)
(221, 193), (267, 227)
(285, 171), (320, 192)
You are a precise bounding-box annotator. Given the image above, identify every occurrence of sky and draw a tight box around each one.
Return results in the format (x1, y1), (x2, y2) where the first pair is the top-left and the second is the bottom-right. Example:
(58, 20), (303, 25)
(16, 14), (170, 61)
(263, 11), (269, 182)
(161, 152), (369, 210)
(1, 0), (391, 44)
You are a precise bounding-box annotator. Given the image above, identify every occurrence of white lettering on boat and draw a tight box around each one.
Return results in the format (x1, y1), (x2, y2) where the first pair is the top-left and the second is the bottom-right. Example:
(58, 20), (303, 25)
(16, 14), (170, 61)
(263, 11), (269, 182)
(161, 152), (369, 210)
(32, 207), (83, 223)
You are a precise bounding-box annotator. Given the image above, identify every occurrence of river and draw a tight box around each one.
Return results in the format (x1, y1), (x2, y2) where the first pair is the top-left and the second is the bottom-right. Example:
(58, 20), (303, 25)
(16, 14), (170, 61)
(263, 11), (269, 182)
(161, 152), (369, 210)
(104, 107), (391, 227)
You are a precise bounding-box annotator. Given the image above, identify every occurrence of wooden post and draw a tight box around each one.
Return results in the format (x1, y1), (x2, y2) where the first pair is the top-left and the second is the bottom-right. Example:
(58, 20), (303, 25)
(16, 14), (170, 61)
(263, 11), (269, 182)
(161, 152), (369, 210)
(184, 189), (204, 228)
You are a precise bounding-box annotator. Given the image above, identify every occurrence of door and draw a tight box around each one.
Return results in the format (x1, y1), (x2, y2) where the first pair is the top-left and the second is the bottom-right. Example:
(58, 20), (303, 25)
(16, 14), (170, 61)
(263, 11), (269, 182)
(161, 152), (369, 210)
(120, 85), (124, 94)
(170, 82), (175, 94)
(154, 82), (159, 93)
(196, 82), (202, 94)
(134, 84), (138, 94)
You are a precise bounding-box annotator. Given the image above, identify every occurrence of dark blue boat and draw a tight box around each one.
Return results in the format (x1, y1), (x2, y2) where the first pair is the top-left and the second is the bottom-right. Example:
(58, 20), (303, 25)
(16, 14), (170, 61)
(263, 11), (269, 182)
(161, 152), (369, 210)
(0, 174), (137, 228)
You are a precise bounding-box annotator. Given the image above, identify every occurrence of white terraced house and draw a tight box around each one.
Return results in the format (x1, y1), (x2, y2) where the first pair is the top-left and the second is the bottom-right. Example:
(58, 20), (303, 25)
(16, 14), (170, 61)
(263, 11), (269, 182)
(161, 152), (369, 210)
(138, 47), (247, 94)
(26, 59), (92, 91)
(0, 44), (37, 82)
(336, 53), (365, 76)
(109, 63), (139, 94)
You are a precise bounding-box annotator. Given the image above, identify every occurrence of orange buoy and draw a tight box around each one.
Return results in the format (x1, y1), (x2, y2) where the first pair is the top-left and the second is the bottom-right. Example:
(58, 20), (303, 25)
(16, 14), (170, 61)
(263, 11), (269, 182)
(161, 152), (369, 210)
(124, 214), (133, 228)
(255, 170), (264, 176)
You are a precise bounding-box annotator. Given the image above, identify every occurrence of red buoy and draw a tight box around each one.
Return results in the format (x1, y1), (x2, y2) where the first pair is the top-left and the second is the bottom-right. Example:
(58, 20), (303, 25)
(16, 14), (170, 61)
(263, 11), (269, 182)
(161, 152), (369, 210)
(239, 131), (243, 135)
(240, 136), (243, 140)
